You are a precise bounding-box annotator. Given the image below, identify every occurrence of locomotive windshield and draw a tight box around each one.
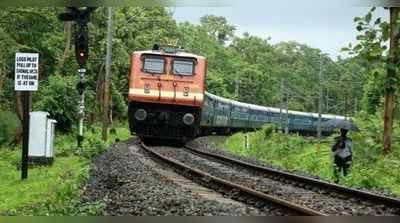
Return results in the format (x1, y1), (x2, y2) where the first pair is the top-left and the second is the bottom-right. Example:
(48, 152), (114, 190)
(173, 59), (195, 76)
(143, 57), (164, 74)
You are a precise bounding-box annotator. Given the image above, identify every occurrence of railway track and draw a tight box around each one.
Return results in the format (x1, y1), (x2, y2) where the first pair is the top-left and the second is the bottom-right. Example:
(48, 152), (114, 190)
(181, 143), (400, 215)
(141, 140), (400, 215)
(141, 143), (325, 216)
(185, 143), (400, 207)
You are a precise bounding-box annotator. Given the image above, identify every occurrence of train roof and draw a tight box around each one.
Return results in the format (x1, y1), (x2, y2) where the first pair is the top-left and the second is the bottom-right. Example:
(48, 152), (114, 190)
(133, 50), (206, 60)
(205, 92), (235, 105)
(205, 91), (346, 120)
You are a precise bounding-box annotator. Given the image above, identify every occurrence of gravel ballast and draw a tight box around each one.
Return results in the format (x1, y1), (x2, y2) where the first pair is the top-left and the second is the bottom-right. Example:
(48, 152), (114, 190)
(82, 139), (265, 216)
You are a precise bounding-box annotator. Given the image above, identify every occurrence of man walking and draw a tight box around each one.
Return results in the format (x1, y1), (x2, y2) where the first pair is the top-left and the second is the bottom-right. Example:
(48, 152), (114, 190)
(331, 128), (353, 183)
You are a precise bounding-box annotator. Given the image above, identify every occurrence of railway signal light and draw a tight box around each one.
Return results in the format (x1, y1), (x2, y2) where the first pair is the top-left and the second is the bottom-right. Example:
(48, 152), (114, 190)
(58, 7), (96, 149)
(58, 7), (96, 67)
(75, 25), (89, 66)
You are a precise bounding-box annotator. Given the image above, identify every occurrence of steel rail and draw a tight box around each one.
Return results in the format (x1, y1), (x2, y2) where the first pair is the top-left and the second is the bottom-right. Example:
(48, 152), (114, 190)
(141, 143), (325, 216)
(184, 145), (400, 207)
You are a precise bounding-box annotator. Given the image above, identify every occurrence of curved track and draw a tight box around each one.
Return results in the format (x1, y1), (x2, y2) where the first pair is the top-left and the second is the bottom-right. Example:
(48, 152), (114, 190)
(182, 143), (400, 215)
(141, 143), (325, 216)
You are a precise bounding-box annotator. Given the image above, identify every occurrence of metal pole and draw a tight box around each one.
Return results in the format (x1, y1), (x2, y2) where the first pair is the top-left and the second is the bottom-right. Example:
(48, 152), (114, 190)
(244, 133), (249, 149)
(317, 54), (323, 138)
(77, 68), (86, 149)
(285, 91), (289, 134)
(325, 89), (329, 113)
(354, 98), (358, 115)
(102, 7), (114, 141)
(344, 93), (348, 120)
(21, 91), (30, 180)
(234, 79), (241, 100)
(279, 78), (283, 131)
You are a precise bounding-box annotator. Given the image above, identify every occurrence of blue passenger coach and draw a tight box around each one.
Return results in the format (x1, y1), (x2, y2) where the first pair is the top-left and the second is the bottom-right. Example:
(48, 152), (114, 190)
(200, 92), (344, 135)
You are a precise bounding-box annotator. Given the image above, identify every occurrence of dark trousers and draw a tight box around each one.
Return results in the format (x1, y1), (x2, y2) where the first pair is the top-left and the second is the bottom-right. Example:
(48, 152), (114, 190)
(333, 155), (352, 183)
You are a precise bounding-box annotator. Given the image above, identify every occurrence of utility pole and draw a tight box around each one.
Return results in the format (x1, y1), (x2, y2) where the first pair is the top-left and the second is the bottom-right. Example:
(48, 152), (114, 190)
(234, 79), (240, 99)
(354, 98), (358, 116)
(325, 88), (329, 113)
(279, 78), (284, 131)
(285, 91), (289, 134)
(317, 54), (323, 138)
(279, 77), (289, 134)
(383, 7), (400, 154)
(102, 7), (114, 141)
(344, 94), (348, 120)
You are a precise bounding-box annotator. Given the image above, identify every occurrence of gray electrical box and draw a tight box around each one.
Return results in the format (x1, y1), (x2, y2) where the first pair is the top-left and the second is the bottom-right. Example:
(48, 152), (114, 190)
(28, 111), (57, 165)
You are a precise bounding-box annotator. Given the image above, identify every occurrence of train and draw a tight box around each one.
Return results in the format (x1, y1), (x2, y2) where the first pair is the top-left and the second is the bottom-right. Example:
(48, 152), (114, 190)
(127, 45), (345, 141)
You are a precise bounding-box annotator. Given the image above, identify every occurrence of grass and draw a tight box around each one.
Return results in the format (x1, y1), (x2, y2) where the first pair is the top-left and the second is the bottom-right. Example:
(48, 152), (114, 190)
(223, 130), (335, 180)
(0, 121), (131, 215)
(0, 151), (86, 214)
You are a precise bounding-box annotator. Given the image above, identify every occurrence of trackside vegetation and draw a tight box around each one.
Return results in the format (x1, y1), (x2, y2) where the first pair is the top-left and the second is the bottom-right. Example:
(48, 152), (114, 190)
(0, 122), (130, 215)
(1, 6), (400, 215)
(222, 112), (400, 195)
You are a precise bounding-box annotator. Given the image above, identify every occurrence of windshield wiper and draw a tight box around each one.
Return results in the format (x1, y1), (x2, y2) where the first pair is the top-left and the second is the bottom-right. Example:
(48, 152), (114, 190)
(174, 69), (184, 78)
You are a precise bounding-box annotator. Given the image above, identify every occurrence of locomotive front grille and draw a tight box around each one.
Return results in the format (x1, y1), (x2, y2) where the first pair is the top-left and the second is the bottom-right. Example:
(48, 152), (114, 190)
(129, 101), (200, 139)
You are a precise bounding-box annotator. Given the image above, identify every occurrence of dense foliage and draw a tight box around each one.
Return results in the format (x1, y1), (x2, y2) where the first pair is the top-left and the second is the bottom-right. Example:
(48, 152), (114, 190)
(0, 6), (399, 215)
(0, 111), (19, 145)
(0, 7), (370, 142)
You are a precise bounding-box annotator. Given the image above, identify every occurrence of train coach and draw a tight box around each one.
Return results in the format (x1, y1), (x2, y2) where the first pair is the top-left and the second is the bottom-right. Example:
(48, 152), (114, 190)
(127, 45), (345, 141)
(200, 92), (344, 136)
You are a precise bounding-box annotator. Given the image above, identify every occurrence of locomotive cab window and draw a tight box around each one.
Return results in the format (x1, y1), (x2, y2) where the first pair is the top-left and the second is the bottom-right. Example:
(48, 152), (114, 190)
(143, 56), (165, 74)
(173, 59), (196, 76)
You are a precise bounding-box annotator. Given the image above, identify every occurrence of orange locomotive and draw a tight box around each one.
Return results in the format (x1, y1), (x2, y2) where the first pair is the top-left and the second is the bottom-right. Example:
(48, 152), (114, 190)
(128, 46), (347, 141)
(128, 45), (207, 141)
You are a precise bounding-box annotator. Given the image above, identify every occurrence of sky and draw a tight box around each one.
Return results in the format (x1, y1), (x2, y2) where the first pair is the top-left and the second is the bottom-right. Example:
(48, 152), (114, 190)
(171, 1), (388, 59)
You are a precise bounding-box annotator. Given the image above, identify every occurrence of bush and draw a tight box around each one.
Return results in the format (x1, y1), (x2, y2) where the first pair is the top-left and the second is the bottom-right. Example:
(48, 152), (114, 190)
(80, 131), (108, 159)
(53, 121), (131, 158)
(111, 83), (128, 119)
(0, 110), (20, 146)
(33, 74), (81, 132)
(260, 124), (276, 139)
(53, 133), (76, 157)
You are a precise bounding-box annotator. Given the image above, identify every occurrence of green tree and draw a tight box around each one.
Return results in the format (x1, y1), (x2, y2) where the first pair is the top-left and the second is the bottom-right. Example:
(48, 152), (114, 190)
(344, 7), (400, 153)
(200, 15), (236, 44)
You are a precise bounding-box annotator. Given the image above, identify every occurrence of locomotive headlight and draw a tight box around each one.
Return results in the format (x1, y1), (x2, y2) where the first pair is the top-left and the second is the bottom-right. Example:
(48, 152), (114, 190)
(183, 113), (195, 125)
(144, 84), (150, 94)
(135, 109), (147, 121)
(183, 87), (189, 96)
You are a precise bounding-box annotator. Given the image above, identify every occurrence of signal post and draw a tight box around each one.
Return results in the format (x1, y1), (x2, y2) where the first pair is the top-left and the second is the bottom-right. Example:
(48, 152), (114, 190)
(59, 7), (96, 149)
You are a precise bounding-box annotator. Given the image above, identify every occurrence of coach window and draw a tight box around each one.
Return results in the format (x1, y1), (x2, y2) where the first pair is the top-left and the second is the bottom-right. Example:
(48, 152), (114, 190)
(143, 56), (165, 74)
(172, 58), (196, 76)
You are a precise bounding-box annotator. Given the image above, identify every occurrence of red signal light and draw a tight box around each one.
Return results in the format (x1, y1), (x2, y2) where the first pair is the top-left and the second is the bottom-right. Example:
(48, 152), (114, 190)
(76, 48), (87, 66)
(75, 25), (88, 66)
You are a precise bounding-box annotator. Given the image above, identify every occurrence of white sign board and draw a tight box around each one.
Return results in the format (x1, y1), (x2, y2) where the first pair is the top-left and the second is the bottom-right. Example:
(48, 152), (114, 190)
(15, 53), (39, 91)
